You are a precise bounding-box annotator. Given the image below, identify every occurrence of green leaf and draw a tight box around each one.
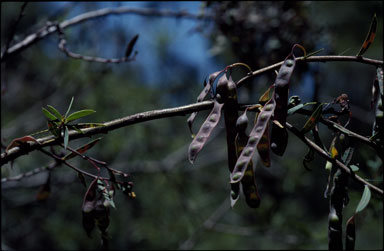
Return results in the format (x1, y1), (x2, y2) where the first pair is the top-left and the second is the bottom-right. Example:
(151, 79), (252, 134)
(301, 104), (323, 134)
(342, 147), (354, 166)
(66, 109), (96, 123)
(42, 107), (59, 121)
(349, 165), (359, 172)
(287, 102), (317, 115)
(108, 199), (116, 209)
(64, 96), (74, 118)
(47, 105), (63, 121)
(357, 13), (377, 56)
(355, 185), (371, 214)
(68, 125), (84, 134)
(64, 126), (69, 149)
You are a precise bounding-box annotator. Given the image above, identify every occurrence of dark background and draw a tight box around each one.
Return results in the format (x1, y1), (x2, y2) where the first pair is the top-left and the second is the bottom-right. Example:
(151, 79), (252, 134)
(1, 2), (383, 250)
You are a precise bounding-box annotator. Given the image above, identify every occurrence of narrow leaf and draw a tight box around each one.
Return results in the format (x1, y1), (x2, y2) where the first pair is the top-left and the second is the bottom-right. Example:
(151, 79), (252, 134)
(125, 34), (139, 58)
(47, 105), (63, 121)
(42, 107), (59, 121)
(349, 165), (359, 172)
(258, 85), (273, 104)
(287, 102), (317, 115)
(66, 109), (96, 123)
(342, 147), (354, 165)
(357, 13), (377, 56)
(301, 104), (323, 134)
(355, 185), (371, 214)
(64, 96), (74, 118)
(63, 126), (69, 149)
(5, 135), (40, 153)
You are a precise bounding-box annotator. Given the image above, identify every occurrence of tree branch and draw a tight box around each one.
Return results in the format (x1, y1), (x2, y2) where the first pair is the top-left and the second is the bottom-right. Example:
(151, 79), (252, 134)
(236, 55), (383, 88)
(2, 98), (382, 196)
(55, 23), (137, 64)
(285, 122), (383, 197)
(1, 101), (215, 166)
(1, 6), (213, 60)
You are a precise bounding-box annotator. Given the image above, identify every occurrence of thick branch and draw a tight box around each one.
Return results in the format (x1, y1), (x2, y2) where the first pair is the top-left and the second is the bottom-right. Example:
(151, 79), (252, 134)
(1, 101), (215, 166)
(1, 7), (213, 60)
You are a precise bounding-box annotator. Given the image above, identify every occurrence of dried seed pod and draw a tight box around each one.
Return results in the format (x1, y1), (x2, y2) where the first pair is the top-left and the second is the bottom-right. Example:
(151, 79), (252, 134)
(271, 57), (296, 156)
(221, 74), (242, 208)
(241, 164), (261, 208)
(187, 70), (222, 135)
(256, 122), (271, 167)
(230, 98), (276, 183)
(235, 110), (261, 208)
(188, 100), (224, 164)
(216, 74), (230, 104)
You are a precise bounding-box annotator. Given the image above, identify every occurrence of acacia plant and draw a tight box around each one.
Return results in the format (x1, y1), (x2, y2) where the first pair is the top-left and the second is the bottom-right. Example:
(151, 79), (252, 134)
(1, 3), (383, 250)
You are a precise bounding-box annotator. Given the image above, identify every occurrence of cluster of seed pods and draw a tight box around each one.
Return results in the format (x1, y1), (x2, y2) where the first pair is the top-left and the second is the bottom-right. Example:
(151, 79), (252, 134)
(270, 55), (296, 156)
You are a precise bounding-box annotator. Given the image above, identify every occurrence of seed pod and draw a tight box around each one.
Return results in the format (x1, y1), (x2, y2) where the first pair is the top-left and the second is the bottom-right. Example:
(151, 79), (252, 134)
(216, 73), (231, 104)
(271, 57), (296, 156)
(235, 111), (261, 208)
(221, 74), (242, 208)
(230, 98), (276, 183)
(257, 122), (271, 167)
(241, 164), (261, 208)
(188, 100), (224, 164)
(187, 70), (222, 135)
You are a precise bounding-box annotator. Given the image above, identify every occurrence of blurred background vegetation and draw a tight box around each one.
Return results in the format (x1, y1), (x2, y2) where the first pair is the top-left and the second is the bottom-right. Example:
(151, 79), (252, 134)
(1, 2), (382, 250)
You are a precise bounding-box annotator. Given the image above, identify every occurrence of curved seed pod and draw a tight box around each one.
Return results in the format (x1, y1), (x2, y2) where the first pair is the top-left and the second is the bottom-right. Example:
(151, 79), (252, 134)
(230, 97), (276, 183)
(257, 122), (271, 167)
(271, 57), (296, 156)
(221, 74), (242, 208)
(187, 70), (222, 136)
(241, 164), (261, 208)
(235, 111), (261, 208)
(188, 100), (224, 164)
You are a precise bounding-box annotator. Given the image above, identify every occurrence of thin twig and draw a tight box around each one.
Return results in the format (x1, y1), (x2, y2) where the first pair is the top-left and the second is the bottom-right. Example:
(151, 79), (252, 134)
(236, 55), (383, 88)
(1, 6), (213, 60)
(285, 122), (383, 197)
(55, 23), (137, 64)
(38, 148), (109, 181)
(1, 161), (59, 183)
(1, 2), (28, 62)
